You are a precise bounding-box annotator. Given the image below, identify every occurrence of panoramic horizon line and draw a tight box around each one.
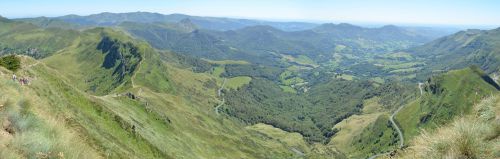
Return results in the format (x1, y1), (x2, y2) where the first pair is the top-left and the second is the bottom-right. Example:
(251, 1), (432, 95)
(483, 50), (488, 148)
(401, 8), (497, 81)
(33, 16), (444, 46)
(3, 11), (498, 29)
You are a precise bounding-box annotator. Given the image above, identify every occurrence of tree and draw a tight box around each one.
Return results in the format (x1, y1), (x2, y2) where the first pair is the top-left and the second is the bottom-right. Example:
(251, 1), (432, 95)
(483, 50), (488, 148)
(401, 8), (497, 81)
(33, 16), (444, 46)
(0, 55), (21, 72)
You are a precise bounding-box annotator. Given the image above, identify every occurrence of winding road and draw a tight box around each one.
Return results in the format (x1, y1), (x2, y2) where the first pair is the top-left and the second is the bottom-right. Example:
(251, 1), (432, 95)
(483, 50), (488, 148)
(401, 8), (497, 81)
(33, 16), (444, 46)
(215, 78), (226, 116)
(368, 82), (424, 159)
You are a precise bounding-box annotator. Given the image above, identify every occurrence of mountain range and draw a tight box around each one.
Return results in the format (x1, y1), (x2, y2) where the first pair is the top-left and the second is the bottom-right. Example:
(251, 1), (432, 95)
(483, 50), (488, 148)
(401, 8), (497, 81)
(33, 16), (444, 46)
(0, 12), (499, 159)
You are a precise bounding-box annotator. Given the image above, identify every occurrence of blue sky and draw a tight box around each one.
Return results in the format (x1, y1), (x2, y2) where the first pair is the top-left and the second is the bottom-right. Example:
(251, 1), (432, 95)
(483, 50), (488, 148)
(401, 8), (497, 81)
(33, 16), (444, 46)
(1, 0), (499, 26)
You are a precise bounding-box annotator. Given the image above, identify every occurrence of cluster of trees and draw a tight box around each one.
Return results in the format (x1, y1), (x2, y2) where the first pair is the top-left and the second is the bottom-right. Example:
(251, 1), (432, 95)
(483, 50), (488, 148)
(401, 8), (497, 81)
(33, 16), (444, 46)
(222, 64), (283, 80)
(223, 78), (376, 143)
(159, 51), (212, 73)
(0, 55), (20, 71)
(351, 115), (399, 157)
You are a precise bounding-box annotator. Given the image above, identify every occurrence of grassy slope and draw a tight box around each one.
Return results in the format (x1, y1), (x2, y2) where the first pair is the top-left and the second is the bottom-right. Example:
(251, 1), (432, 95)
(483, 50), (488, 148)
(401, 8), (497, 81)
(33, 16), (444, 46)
(395, 67), (499, 142)
(226, 76), (252, 90)
(396, 95), (500, 159)
(43, 28), (140, 95)
(329, 97), (389, 158)
(1, 55), (298, 159)
(0, 21), (303, 157)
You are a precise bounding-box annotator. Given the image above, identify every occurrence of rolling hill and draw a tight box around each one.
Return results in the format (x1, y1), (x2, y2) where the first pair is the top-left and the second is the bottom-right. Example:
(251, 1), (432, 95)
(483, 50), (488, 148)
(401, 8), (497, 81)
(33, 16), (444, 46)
(408, 27), (500, 79)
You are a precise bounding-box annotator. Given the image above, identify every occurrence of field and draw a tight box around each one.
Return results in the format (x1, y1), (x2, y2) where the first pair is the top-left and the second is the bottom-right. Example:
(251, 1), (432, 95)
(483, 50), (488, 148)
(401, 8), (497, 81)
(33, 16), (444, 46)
(226, 76), (252, 90)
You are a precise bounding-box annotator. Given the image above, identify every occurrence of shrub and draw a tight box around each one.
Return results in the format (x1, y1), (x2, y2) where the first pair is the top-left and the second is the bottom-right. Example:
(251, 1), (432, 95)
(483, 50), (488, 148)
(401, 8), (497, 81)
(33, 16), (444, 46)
(0, 55), (21, 72)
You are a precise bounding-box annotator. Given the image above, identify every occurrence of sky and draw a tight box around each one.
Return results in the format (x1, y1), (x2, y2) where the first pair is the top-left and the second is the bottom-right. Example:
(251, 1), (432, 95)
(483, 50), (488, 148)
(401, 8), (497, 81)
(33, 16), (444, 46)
(1, 0), (499, 26)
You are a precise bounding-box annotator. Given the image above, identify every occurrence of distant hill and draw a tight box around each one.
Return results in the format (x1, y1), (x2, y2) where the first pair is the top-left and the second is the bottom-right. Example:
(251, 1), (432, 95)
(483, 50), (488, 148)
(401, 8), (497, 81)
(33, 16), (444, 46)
(120, 20), (447, 66)
(409, 28), (500, 78)
(0, 19), (80, 58)
(19, 12), (319, 31)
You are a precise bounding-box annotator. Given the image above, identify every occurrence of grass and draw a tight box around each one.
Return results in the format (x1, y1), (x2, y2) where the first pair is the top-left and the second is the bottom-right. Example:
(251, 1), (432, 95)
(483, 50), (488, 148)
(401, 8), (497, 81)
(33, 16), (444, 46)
(329, 97), (392, 158)
(226, 76), (252, 90)
(329, 112), (384, 157)
(279, 70), (306, 86)
(0, 35), (301, 158)
(336, 74), (355, 81)
(0, 74), (101, 159)
(389, 67), (422, 74)
(42, 28), (140, 95)
(281, 54), (319, 68)
(398, 95), (500, 159)
(395, 67), (499, 143)
(212, 66), (225, 77)
(246, 123), (310, 154)
(203, 58), (250, 65)
(383, 62), (423, 70)
(350, 114), (398, 158)
(280, 85), (297, 94)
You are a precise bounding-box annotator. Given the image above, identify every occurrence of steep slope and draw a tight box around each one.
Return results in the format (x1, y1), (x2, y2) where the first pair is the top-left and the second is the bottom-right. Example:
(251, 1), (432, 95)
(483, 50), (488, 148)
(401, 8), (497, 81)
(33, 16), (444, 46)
(42, 28), (142, 95)
(395, 66), (499, 142)
(0, 21), (316, 158)
(396, 95), (500, 159)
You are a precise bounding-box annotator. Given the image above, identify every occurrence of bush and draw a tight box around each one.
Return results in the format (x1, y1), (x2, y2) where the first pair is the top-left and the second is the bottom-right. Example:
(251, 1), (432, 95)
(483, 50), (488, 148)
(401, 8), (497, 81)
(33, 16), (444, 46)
(0, 55), (21, 72)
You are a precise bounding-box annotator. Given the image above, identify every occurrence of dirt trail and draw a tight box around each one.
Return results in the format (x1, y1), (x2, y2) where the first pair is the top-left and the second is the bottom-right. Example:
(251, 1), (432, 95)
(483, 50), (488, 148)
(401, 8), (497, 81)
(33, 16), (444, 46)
(215, 78), (227, 116)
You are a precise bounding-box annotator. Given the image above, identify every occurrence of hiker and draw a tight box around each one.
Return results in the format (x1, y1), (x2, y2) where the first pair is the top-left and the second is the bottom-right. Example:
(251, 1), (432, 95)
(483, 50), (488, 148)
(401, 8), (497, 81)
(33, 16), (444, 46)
(24, 78), (29, 85)
(12, 74), (16, 81)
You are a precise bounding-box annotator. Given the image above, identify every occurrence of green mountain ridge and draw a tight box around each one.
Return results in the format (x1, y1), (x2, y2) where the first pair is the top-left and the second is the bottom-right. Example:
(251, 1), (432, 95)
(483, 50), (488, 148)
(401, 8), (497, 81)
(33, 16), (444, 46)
(0, 15), (499, 159)
(396, 66), (499, 142)
(0, 20), (322, 158)
(409, 27), (500, 78)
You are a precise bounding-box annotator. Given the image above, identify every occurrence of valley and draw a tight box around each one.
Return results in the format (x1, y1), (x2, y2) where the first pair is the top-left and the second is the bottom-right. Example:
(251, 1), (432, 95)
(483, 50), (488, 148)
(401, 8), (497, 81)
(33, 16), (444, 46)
(0, 10), (499, 159)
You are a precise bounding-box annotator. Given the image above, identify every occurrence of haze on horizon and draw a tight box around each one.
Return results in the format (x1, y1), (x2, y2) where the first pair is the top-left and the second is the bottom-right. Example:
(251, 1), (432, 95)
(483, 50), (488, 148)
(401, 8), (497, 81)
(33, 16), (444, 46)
(0, 0), (499, 27)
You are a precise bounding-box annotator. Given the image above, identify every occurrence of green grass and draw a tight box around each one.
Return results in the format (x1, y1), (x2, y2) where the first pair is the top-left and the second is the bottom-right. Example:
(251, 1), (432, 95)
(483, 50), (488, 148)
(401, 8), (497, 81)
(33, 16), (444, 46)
(336, 74), (355, 81)
(383, 62), (424, 70)
(203, 58), (250, 65)
(399, 95), (500, 159)
(280, 85), (297, 94)
(0, 54), (301, 158)
(212, 66), (225, 77)
(329, 97), (385, 158)
(0, 72), (102, 159)
(0, 22), (302, 158)
(281, 54), (319, 68)
(350, 114), (398, 158)
(42, 28), (142, 95)
(226, 76), (252, 90)
(395, 67), (499, 142)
